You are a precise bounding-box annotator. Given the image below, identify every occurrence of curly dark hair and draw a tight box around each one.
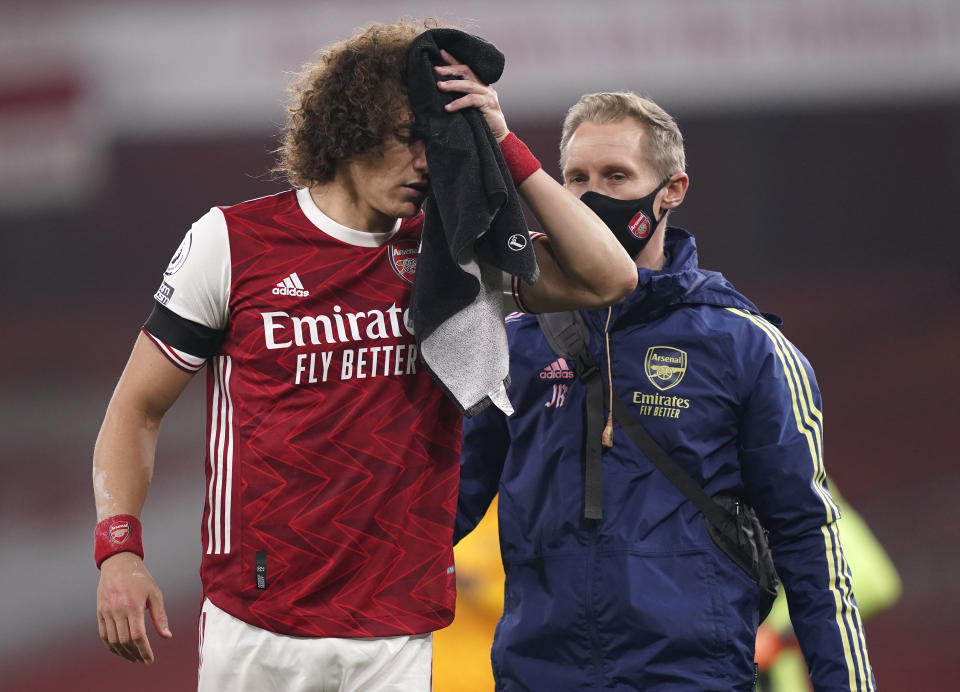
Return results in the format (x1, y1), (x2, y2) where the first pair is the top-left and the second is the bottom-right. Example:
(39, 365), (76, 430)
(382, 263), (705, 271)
(274, 20), (438, 188)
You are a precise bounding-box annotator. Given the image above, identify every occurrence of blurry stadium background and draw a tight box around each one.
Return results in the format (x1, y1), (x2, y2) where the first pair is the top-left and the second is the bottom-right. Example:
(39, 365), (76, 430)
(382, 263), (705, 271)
(2, 0), (958, 688)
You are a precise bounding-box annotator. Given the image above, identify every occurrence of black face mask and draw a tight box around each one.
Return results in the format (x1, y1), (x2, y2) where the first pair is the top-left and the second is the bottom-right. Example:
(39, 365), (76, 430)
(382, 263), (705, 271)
(580, 177), (671, 258)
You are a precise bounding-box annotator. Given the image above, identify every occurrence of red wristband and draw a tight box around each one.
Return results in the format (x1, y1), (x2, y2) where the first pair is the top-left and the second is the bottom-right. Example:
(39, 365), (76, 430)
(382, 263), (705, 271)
(499, 132), (541, 188)
(94, 514), (144, 568)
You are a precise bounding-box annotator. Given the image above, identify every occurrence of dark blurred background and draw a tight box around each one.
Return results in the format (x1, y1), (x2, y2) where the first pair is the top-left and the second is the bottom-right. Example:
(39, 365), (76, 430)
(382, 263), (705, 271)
(2, 1), (958, 689)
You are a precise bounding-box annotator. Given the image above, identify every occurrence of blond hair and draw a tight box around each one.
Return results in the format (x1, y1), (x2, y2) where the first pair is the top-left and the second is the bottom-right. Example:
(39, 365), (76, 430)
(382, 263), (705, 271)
(559, 92), (686, 179)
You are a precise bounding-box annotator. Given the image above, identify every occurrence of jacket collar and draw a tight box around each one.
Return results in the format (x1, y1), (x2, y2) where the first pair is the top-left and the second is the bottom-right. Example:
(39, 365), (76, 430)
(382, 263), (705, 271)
(593, 227), (769, 329)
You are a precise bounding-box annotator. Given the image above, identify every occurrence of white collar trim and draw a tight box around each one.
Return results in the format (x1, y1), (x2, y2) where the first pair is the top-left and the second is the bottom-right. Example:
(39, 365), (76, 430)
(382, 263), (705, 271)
(296, 188), (400, 247)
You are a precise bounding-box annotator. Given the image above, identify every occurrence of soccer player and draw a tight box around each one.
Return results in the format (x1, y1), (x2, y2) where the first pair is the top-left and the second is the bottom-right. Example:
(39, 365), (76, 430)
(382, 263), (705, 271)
(456, 92), (876, 690)
(92, 22), (636, 691)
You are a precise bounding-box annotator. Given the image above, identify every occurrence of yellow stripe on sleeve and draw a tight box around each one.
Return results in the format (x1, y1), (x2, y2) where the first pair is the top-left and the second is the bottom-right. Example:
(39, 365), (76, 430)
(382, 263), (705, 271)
(726, 308), (874, 690)
(726, 309), (834, 515)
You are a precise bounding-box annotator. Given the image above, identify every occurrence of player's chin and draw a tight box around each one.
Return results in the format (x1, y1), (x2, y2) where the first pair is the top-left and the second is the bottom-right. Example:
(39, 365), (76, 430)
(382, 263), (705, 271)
(396, 198), (425, 217)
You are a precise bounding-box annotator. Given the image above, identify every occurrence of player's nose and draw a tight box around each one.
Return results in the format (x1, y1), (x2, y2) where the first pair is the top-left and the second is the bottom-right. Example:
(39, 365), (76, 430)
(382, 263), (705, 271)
(411, 140), (428, 172)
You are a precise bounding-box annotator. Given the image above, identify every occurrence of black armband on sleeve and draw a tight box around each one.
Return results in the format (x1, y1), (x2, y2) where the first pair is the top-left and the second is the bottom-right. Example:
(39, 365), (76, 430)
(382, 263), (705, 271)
(143, 301), (226, 359)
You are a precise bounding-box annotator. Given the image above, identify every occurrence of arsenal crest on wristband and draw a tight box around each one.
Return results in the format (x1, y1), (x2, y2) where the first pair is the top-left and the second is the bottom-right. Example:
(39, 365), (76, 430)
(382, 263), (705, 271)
(110, 519), (131, 544)
(95, 514), (145, 568)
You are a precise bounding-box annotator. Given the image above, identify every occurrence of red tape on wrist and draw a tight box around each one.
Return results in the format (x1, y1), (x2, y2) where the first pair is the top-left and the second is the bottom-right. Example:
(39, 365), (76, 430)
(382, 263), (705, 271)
(95, 514), (144, 568)
(499, 132), (541, 188)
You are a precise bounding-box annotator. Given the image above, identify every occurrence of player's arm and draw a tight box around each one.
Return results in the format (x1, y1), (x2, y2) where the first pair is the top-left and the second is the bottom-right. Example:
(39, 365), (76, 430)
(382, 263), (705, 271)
(456, 395), (510, 544)
(436, 51), (637, 313)
(514, 169), (637, 311)
(93, 332), (194, 664)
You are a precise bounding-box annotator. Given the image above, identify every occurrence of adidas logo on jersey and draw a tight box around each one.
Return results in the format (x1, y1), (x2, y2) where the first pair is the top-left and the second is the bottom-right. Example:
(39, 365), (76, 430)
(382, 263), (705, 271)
(539, 358), (575, 380)
(273, 272), (310, 297)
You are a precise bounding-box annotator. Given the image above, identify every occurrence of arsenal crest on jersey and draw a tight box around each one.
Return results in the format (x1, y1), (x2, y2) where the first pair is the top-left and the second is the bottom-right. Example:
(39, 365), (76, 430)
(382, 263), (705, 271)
(109, 520), (131, 544)
(644, 346), (687, 391)
(389, 239), (419, 285)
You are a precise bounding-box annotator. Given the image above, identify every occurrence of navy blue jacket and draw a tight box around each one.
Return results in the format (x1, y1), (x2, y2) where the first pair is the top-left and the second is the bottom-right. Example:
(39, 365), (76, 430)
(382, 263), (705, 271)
(457, 228), (875, 691)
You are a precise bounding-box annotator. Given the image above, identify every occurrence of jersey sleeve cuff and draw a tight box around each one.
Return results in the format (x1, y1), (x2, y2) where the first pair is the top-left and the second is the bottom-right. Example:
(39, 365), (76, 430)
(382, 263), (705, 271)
(501, 232), (545, 314)
(143, 301), (226, 371)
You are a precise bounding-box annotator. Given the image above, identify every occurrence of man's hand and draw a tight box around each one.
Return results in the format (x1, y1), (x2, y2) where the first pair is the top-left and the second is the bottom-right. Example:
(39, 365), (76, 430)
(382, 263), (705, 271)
(435, 48), (509, 141)
(96, 552), (171, 664)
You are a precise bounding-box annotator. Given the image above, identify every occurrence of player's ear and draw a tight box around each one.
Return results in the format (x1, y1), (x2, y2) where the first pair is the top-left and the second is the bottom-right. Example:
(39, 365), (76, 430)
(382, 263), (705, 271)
(661, 173), (689, 211)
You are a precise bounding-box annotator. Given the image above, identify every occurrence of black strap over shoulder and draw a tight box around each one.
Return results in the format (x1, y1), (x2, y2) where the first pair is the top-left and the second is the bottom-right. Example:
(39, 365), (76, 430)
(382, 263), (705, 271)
(537, 311), (603, 519)
(537, 310), (739, 529)
(536, 311), (779, 620)
(608, 394), (734, 531)
(537, 311), (598, 382)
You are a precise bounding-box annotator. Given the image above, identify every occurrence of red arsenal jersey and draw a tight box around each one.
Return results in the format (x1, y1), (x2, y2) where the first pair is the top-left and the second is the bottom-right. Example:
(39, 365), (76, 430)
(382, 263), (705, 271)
(144, 189), (461, 637)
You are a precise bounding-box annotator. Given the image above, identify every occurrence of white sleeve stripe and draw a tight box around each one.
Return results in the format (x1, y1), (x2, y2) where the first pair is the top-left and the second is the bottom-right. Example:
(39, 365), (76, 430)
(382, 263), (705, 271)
(213, 357), (225, 554)
(207, 355), (234, 556)
(206, 358), (220, 554)
(142, 329), (206, 372)
(213, 360), (226, 555)
(223, 356), (234, 554)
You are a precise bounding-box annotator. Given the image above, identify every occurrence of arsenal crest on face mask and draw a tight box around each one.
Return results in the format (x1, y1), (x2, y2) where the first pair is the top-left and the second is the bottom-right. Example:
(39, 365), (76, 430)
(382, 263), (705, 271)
(580, 177), (671, 258)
